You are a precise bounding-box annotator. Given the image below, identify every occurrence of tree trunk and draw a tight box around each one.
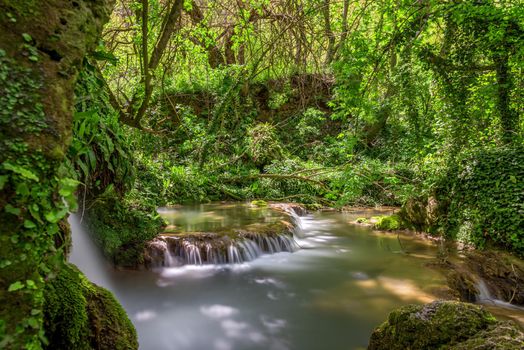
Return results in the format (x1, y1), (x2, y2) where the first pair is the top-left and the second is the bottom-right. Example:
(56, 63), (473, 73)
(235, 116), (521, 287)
(0, 1), (114, 348)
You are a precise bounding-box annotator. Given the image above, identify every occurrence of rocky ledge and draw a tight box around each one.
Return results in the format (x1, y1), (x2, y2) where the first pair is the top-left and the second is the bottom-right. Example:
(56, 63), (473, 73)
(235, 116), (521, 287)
(143, 203), (305, 267)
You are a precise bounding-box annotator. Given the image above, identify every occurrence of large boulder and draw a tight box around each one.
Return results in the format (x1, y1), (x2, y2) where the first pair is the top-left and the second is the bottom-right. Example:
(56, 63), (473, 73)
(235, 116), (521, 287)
(368, 301), (524, 350)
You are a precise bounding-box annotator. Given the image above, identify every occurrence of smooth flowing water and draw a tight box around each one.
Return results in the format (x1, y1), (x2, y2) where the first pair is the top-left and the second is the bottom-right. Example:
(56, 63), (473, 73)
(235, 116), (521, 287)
(69, 205), (522, 350)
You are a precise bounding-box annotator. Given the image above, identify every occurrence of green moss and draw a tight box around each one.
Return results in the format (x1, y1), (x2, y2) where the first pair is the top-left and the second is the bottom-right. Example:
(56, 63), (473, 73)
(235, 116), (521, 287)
(251, 200), (268, 207)
(368, 301), (523, 350)
(373, 214), (403, 231)
(44, 263), (137, 350)
(304, 203), (323, 211)
(85, 198), (163, 267)
(355, 217), (368, 224)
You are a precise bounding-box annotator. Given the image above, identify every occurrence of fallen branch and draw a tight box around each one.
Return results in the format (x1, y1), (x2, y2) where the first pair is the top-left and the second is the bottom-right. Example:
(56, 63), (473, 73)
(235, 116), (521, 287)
(231, 173), (329, 190)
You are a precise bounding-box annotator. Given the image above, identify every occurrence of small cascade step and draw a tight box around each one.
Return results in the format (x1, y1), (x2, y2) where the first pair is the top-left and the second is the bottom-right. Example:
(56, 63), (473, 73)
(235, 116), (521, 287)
(146, 232), (298, 267)
(144, 204), (306, 267)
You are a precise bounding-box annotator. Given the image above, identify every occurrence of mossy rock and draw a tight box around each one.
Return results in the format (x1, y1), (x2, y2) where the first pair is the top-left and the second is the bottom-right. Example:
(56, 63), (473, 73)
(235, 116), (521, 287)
(373, 214), (403, 231)
(251, 200), (268, 207)
(304, 203), (323, 211)
(452, 321), (524, 350)
(368, 300), (523, 350)
(85, 198), (163, 267)
(356, 217), (369, 224)
(44, 263), (137, 350)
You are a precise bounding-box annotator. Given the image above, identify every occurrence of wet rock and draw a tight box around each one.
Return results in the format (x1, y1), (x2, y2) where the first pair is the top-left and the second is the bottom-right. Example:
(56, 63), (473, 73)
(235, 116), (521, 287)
(368, 300), (523, 350)
(269, 203), (307, 216)
(373, 214), (404, 231)
(143, 221), (298, 267)
(465, 251), (524, 306)
(400, 196), (440, 232)
(446, 269), (478, 303)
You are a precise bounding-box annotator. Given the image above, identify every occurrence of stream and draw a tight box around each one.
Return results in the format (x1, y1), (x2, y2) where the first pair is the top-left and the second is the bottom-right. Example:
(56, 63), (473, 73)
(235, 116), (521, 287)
(69, 204), (523, 350)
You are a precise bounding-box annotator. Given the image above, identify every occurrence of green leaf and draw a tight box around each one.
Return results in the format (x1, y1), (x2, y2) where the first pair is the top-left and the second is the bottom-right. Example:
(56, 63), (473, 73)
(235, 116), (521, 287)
(0, 260), (12, 268)
(16, 182), (30, 196)
(26, 317), (39, 329)
(44, 208), (68, 223)
(22, 33), (32, 42)
(31, 309), (41, 316)
(5, 204), (21, 216)
(23, 220), (36, 229)
(3, 162), (39, 181)
(90, 49), (118, 65)
(58, 178), (80, 197)
(8, 281), (24, 292)
(0, 175), (8, 190)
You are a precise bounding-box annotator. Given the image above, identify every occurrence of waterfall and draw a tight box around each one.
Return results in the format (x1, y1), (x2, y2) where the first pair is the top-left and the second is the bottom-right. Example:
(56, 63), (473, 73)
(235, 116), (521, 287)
(68, 213), (113, 289)
(475, 279), (524, 311)
(146, 233), (299, 267)
(145, 205), (306, 267)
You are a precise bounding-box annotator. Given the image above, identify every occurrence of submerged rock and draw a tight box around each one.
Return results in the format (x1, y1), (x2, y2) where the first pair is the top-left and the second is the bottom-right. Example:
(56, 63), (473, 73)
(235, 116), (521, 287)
(368, 300), (524, 350)
(251, 200), (268, 207)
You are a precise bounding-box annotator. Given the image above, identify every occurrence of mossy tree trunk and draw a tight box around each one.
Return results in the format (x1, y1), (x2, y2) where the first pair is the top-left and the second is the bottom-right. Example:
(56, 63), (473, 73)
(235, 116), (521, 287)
(0, 1), (114, 348)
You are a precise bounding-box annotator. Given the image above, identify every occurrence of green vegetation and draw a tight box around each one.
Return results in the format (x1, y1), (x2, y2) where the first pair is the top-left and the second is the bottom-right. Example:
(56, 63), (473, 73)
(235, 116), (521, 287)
(1, 0), (523, 347)
(90, 0), (522, 255)
(373, 215), (404, 231)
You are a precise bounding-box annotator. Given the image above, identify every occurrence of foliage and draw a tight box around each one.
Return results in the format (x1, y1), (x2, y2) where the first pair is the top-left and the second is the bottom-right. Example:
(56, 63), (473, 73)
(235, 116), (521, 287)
(435, 146), (524, 255)
(246, 123), (284, 169)
(69, 64), (135, 198)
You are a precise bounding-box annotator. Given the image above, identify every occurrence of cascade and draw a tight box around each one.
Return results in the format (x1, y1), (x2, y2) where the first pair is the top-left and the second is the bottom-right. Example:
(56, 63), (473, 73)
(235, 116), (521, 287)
(68, 213), (113, 289)
(475, 279), (524, 311)
(145, 205), (305, 267)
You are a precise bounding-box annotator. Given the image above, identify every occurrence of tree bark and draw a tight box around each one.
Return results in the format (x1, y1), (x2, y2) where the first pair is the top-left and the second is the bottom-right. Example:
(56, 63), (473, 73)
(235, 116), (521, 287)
(0, 0), (114, 348)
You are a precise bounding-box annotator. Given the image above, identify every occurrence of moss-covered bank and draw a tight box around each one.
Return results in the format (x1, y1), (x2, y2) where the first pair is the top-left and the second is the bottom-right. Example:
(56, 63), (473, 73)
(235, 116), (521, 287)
(84, 198), (164, 268)
(368, 300), (524, 350)
(44, 263), (137, 349)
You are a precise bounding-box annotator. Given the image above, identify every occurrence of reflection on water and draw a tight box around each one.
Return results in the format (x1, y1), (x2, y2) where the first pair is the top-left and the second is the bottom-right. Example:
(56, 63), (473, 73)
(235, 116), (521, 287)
(158, 203), (286, 232)
(70, 207), (524, 350)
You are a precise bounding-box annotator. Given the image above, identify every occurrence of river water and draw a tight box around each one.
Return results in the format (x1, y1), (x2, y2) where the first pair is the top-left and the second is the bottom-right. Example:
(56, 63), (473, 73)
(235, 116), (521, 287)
(69, 205), (520, 350)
